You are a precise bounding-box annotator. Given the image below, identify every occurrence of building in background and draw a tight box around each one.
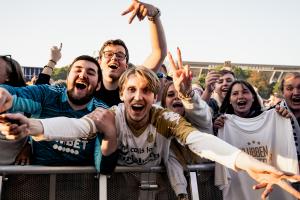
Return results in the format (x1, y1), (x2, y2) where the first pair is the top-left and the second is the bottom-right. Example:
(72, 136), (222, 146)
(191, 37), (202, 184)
(22, 66), (43, 82)
(183, 60), (300, 83)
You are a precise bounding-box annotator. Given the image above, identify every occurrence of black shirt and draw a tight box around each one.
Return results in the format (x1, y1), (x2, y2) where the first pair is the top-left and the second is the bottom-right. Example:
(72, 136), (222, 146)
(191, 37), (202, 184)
(95, 81), (122, 107)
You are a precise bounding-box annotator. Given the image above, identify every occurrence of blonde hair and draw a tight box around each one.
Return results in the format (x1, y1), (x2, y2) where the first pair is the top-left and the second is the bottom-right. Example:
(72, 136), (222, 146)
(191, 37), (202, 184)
(118, 66), (160, 95)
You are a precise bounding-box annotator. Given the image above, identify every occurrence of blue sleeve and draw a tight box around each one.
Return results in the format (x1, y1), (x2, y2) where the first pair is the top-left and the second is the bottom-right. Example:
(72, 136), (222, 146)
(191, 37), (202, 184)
(0, 84), (49, 115)
(94, 134), (118, 175)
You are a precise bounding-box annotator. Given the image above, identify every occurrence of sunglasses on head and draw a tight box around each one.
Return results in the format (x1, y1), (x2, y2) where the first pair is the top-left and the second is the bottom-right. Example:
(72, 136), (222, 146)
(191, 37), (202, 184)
(157, 72), (173, 81)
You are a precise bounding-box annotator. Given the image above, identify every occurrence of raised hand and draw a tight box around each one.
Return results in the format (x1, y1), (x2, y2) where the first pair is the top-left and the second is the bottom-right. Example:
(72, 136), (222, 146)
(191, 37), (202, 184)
(205, 71), (220, 93)
(121, 0), (158, 24)
(168, 47), (193, 98)
(50, 43), (62, 64)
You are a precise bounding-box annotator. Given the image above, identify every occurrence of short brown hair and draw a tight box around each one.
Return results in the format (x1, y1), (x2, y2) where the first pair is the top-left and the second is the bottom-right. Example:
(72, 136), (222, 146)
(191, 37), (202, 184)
(68, 55), (102, 83)
(99, 39), (129, 63)
(219, 69), (235, 78)
(118, 66), (160, 96)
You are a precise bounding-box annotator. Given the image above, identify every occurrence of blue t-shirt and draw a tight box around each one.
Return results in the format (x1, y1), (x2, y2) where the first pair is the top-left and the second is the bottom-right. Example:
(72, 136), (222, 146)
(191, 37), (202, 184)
(1, 84), (108, 166)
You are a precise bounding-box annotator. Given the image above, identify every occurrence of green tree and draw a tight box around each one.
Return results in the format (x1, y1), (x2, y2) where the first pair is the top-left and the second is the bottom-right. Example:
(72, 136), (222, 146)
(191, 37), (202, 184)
(247, 71), (273, 99)
(197, 73), (206, 88)
(272, 81), (281, 95)
(52, 66), (68, 81)
(233, 67), (250, 80)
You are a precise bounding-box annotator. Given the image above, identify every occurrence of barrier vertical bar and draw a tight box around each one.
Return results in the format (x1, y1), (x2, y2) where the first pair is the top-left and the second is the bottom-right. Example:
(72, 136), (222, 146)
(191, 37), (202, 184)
(0, 175), (3, 200)
(189, 172), (199, 200)
(49, 174), (56, 200)
(99, 175), (107, 200)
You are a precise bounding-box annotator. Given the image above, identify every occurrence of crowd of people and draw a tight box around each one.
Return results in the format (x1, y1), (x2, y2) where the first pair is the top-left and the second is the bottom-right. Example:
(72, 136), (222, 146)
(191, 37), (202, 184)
(1, 1), (300, 200)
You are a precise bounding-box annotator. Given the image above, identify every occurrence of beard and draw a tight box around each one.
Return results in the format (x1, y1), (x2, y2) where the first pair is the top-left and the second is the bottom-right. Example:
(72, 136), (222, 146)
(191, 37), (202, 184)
(67, 87), (96, 106)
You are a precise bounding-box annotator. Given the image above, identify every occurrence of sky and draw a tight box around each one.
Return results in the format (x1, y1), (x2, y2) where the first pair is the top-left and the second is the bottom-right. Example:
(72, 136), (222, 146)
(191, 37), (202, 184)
(1, 0), (300, 68)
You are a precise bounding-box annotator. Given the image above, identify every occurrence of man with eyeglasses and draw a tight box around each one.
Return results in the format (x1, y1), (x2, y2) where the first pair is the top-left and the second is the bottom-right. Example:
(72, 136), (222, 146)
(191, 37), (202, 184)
(34, 1), (166, 108)
(96, 0), (166, 107)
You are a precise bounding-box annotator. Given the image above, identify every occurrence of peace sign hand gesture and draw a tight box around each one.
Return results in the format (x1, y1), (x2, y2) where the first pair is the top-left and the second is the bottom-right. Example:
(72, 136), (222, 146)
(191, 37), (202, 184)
(168, 47), (193, 99)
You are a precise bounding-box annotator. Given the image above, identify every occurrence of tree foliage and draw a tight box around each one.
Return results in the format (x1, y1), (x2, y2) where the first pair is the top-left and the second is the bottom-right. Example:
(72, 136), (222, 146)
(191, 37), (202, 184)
(247, 71), (273, 99)
(233, 67), (251, 80)
(52, 66), (68, 81)
(272, 81), (281, 95)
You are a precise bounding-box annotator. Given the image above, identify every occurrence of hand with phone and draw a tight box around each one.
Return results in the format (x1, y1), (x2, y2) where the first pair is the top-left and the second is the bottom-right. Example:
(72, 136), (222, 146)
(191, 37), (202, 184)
(201, 70), (221, 102)
(205, 70), (221, 93)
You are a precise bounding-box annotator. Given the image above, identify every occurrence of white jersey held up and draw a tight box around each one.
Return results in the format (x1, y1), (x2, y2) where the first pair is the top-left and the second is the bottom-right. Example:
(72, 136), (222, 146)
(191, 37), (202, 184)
(215, 109), (298, 200)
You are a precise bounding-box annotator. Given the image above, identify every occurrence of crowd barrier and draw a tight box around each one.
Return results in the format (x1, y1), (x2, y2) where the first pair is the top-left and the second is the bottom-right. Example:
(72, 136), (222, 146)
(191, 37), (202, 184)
(0, 163), (222, 200)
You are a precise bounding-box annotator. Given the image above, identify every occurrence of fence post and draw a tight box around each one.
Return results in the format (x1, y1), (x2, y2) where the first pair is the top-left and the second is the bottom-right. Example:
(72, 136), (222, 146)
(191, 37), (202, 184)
(49, 174), (56, 200)
(0, 175), (3, 200)
(99, 175), (107, 200)
(189, 172), (199, 200)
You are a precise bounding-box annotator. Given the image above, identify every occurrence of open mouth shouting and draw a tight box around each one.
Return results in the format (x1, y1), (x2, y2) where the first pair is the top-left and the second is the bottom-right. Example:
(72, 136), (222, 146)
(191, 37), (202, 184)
(74, 79), (89, 92)
(236, 100), (248, 109)
(221, 87), (228, 93)
(108, 64), (118, 70)
(172, 101), (183, 108)
(170, 100), (184, 115)
(75, 82), (87, 90)
(131, 103), (145, 112)
(291, 96), (300, 105)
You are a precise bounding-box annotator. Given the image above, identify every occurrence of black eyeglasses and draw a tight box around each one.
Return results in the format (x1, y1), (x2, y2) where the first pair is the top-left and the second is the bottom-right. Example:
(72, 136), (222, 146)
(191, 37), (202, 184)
(103, 51), (127, 61)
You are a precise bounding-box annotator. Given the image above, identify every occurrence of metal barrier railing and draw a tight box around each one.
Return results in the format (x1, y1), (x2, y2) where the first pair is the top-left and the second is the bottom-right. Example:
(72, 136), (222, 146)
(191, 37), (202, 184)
(0, 164), (219, 200)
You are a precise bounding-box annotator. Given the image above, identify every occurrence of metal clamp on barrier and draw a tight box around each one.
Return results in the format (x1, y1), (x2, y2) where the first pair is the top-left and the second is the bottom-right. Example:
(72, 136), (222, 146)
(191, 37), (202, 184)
(139, 183), (159, 190)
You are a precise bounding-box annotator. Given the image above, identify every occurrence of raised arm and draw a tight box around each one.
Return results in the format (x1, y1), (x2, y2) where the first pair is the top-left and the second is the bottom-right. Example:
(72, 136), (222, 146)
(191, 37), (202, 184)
(121, 0), (167, 72)
(168, 47), (213, 133)
(36, 43), (62, 85)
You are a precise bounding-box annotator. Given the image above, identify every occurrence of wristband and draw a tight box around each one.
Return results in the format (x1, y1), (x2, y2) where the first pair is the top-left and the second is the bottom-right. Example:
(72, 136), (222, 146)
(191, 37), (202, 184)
(44, 65), (54, 71)
(49, 59), (57, 65)
(178, 89), (195, 100)
(148, 8), (161, 21)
